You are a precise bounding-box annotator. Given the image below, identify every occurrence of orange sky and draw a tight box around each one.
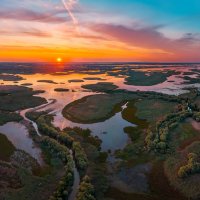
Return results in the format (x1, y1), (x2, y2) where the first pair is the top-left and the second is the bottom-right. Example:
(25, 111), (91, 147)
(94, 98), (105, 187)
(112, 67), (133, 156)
(1, 0), (200, 62)
(1, 45), (172, 63)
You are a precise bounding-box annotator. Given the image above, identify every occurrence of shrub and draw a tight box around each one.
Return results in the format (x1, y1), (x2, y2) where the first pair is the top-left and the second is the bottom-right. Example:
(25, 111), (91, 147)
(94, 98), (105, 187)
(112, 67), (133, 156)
(145, 109), (191, 153)
(178, 153), (200, 178)
(76, 176), (96, 200)
(37, 115), (74, 148)
(41, 136), (71, 162)
(41, 136), (74, 200)
(73, 142), (88, 172)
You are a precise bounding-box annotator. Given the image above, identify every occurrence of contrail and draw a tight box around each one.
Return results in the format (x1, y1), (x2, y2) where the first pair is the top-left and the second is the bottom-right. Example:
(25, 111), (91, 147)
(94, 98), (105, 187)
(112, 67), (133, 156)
(61, 0), (78, 25)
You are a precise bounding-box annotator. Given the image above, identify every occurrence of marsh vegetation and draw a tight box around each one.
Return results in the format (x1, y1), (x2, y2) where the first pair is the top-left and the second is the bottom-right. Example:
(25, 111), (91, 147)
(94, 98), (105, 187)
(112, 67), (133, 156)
(1, 64), (200, 200)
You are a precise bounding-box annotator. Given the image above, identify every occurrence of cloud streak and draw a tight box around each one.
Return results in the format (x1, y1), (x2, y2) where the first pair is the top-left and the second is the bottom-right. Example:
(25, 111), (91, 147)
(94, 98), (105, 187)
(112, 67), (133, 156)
(0, 8), (67, 23)
(61, 0), (78, 25)
(0, 28), (51, 38)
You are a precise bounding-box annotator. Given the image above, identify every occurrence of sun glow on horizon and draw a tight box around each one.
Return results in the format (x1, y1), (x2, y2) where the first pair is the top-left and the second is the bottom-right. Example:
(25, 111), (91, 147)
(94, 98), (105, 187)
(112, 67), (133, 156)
(56, 57), (63, 63)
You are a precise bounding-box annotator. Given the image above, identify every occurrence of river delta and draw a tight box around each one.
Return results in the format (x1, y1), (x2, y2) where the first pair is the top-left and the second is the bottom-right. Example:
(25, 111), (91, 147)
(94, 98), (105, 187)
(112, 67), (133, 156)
(1, 63), (200, 200)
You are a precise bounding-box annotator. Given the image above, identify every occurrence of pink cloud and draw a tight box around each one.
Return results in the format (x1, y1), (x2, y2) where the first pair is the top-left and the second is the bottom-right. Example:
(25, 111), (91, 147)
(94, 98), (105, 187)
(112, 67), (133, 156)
(0, 8), (68, 23)
(0, 28), (51, 37)
(90, 23), (200, 61)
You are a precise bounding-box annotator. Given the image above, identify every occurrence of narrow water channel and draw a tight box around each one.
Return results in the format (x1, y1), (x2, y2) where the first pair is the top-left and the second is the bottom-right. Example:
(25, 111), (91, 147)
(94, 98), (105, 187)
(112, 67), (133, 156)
(20, 99), (81, 200)
(68, 150), (80, 200)
(20, 99), (57, 136)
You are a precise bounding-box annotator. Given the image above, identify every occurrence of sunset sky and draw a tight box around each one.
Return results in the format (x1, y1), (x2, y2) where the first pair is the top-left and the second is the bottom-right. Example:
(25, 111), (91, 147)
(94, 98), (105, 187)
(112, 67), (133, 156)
(0, 0), (200, 62)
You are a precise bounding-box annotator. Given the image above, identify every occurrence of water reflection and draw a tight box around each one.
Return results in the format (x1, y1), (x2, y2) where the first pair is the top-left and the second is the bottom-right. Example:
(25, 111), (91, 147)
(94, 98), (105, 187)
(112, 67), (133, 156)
(53, 104), (134, 152)
(0, 122), (43, 165)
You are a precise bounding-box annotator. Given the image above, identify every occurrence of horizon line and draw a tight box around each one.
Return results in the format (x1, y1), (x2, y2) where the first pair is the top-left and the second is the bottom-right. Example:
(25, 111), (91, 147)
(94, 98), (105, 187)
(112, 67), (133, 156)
(0, 61), (200, 65)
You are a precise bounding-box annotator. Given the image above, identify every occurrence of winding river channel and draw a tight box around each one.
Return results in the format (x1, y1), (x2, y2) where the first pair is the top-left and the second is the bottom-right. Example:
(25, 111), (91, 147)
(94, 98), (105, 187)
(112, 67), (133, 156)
(15, 97), (132, 199)
(20, 99), (80, 200)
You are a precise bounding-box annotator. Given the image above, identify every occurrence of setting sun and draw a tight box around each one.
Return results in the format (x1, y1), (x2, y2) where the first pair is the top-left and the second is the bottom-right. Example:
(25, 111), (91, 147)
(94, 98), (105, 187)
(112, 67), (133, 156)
(56, 57), (62, 63)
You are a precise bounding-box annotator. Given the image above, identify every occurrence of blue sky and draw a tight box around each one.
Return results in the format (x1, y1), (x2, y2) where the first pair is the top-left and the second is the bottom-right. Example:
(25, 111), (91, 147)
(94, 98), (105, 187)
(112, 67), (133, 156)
(1, 0), (199, 34)
(82, 0), (200, 33)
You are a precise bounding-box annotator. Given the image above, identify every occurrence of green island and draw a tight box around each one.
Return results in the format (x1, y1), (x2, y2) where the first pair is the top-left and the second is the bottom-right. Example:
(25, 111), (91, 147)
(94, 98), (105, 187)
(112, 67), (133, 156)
(124, 70), (180, 86)
(105, 69), (180, 86)
(21, 83), (33, 86)
(62, 93), (137, 123)
(54, 88), (70, 92)
(0, 85), (46, 125)
(37, 80), (58, 84)
(68, 79), (84, 83)
(0, 74), (24, 81)
(83, 77), (106, 81)
(81, 82), (119, 92)
(182, 75), (200, 84)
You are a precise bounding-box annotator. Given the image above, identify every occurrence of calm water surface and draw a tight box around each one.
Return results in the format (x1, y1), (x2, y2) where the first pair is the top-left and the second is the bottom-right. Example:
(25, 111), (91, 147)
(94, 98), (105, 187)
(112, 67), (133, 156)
(0, 122), (43, 165)
(53, 103), (134, 152)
